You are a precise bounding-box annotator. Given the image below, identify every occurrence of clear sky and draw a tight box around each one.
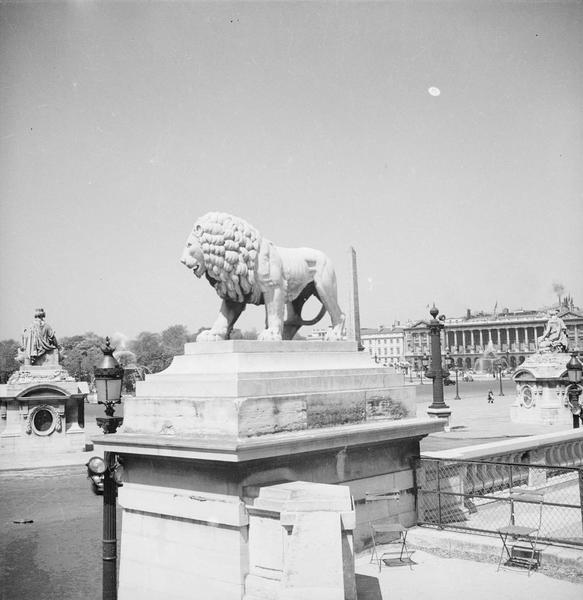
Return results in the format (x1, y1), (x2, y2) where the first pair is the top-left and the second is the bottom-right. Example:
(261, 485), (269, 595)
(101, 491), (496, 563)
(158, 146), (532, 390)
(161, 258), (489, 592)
(1, 1), (582, 340)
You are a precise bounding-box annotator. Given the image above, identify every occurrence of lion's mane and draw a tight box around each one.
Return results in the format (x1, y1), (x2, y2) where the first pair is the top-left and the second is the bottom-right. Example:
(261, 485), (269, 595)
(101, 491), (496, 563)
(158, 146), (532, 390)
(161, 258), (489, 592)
(190, 212), (263, 304)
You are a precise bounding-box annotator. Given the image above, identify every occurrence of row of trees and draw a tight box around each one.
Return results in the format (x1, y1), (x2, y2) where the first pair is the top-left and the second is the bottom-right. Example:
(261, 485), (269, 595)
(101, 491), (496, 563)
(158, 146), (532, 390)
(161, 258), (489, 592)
(0, 325), (261, 385)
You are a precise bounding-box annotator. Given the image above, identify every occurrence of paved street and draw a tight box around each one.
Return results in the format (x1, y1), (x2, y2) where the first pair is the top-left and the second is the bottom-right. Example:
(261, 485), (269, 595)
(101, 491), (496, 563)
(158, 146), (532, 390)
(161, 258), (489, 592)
(0, 465), (120, 600)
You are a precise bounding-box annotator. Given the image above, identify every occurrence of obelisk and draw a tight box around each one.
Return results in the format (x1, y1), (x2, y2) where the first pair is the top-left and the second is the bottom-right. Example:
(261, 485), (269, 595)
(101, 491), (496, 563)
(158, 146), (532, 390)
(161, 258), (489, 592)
(347, 246), (364, 351)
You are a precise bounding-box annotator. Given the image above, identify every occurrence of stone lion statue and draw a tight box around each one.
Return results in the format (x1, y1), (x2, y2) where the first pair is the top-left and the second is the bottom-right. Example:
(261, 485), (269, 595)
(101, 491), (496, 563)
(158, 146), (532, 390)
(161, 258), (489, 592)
(180, 212), (345, 341)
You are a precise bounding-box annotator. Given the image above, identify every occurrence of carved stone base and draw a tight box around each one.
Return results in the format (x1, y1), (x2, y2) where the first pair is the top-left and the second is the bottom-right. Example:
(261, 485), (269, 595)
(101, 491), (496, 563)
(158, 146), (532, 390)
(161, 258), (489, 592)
(511, 352), (573, 426)
(426, 406), (452, 432)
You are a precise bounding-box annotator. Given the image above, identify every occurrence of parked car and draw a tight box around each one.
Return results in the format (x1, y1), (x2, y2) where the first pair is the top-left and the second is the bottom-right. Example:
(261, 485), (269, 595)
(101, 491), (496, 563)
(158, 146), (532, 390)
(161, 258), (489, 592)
(443, 377), (455, 386)
(463, 372), (474, 382)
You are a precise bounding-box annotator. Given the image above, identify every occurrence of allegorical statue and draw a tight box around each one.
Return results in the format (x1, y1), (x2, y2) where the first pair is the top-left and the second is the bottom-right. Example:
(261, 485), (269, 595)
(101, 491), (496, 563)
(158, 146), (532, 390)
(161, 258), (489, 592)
(537, 309), (569, 353)
(18, 308), (60, 365)
(180, 212), (345, 341)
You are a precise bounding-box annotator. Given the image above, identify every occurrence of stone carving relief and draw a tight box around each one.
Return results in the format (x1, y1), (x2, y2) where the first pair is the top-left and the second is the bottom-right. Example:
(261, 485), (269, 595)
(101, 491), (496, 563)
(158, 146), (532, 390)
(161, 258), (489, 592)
(8, 369), (74, 384)
(25, 404), (62, 436)
(180, 212), (345, 341)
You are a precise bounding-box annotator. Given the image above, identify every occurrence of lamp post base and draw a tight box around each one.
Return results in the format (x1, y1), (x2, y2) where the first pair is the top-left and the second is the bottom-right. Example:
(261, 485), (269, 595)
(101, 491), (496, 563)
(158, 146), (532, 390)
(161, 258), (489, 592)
(97, 416), (124, 435)
(426, 406), (452, 432)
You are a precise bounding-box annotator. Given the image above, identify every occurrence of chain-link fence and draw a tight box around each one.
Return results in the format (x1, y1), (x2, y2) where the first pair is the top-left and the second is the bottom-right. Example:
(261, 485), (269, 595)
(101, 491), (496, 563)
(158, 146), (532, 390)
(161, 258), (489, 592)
(417, 458), (583, 547)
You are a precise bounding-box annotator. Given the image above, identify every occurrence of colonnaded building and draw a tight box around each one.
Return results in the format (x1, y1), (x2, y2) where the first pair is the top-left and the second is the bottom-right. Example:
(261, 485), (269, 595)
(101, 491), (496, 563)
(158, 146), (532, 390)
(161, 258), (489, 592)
(361, 300), (583, 372)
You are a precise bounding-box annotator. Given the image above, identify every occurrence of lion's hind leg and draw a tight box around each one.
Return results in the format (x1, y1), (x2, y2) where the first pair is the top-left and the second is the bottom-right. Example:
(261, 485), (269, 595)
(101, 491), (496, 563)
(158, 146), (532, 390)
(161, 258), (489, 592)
(283, 302), (302, 340)
(313, 258), (345, 341)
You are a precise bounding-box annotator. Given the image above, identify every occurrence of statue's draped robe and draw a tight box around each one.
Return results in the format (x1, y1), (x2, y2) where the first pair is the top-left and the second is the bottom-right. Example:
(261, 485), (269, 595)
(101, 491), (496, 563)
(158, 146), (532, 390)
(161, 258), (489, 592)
(539, 316), (568, 351)
(22, 319), (58, 364)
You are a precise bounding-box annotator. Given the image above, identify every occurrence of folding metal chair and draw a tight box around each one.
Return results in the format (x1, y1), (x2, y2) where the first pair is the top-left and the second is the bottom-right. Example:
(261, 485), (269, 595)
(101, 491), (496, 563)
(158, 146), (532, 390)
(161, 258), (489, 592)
(497, 490), (544, 575)
(369, 520), (413, 571)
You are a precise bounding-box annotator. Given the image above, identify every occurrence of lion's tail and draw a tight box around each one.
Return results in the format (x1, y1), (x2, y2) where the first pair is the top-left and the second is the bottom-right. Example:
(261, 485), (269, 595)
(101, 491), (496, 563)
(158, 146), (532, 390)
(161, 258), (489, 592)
(291, 282), (327, 326)
(299, 304), (327, 326)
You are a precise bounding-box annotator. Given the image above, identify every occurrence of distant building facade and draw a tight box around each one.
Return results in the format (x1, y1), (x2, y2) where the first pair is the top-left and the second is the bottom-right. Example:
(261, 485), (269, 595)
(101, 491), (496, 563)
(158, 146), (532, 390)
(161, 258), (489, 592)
(404, 304), (583, 372)
(305, 328), (328, 341)
(360, 325), (405, 367)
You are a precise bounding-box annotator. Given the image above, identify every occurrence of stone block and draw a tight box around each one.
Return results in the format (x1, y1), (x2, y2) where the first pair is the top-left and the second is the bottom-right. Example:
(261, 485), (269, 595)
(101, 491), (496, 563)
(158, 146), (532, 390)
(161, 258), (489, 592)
(245, 482), (355, 600)
(280, 512), (344, 599)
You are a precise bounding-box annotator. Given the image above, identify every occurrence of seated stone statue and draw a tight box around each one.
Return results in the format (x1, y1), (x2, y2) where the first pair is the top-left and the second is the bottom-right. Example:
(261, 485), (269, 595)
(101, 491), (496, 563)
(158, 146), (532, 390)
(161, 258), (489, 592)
(18, 308), (60, 365)
(537, 310), (568, 353)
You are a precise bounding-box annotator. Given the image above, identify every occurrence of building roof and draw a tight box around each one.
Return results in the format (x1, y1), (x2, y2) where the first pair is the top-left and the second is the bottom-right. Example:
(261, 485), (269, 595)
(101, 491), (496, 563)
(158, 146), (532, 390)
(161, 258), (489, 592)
(401, 305), (583, 331)
(361, 326), (404, 336)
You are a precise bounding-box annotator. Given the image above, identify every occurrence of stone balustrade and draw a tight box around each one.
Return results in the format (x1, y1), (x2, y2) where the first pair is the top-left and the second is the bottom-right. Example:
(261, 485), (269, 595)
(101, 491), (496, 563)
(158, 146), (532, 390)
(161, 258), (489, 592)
(419, 430), (583, 522)
(424, 429), (583, 467)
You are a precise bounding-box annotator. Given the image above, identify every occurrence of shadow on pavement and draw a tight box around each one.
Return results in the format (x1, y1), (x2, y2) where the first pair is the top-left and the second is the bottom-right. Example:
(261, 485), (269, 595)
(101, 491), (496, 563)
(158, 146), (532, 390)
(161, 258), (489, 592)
(355, 573), (383, 599)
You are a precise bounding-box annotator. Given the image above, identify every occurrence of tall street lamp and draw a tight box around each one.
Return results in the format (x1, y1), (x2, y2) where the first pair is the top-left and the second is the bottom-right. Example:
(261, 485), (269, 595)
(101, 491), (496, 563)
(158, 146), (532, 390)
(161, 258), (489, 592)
(497, 360), (505, 396)
(420, 353), (428, 384)
(453, 362), (461, 400)
(565, 352), (582, 429)
(425, 305), (451, 429)
(446, 352), (461, 400)
(88, 337), (125, 600)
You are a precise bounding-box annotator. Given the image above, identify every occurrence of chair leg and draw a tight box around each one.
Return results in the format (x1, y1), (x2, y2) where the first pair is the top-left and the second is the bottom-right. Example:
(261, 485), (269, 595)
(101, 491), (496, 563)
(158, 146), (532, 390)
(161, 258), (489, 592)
(369, 525), (380, 571)
(401, 536), (413, 570)
(497, 535), (508, 572)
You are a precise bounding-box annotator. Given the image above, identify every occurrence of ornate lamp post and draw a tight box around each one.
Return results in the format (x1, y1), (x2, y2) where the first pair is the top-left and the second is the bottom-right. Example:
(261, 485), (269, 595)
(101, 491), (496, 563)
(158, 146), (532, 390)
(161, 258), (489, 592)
(420, 353), (428, 384)
(565, 352), (582, 429)
(94, 338), (124, 433)
(446, 352), (461, 400)
(91, 337), (124, 600)
(497, 360), (505, 396)
(453, 359), (461, 400)
(425, 306), (451, 429)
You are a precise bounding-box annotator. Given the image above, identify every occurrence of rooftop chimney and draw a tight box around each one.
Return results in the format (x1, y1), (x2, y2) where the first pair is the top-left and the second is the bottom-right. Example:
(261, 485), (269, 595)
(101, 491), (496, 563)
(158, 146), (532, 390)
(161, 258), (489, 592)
(466, 309), (471, 319)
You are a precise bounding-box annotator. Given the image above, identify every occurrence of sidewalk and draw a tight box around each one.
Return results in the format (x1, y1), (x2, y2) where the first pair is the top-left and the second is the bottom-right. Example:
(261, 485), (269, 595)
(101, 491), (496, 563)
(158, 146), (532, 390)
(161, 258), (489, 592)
(354, 543), (583, 599)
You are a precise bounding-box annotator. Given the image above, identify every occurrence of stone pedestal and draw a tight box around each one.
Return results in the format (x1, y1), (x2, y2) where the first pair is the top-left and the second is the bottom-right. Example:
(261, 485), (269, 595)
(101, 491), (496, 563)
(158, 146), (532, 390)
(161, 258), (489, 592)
(426, 406), (452, 432)
(0, 363), (88, 453)
(511, 352), (573, 426)
(94, 341), (442, 599)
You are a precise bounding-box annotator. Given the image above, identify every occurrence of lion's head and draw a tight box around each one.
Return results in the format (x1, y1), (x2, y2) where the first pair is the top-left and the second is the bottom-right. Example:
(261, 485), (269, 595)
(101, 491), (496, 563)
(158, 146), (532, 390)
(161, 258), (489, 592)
(180, 212), (263, 305)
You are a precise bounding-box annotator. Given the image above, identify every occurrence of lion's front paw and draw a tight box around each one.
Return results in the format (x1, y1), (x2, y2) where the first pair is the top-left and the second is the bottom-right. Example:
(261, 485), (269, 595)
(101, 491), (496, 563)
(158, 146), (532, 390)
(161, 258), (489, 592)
(196, 329), (227, 342)
(257, 328), (283, 342)
(324, 322), (345, 342)
(324, 330), (342, 341)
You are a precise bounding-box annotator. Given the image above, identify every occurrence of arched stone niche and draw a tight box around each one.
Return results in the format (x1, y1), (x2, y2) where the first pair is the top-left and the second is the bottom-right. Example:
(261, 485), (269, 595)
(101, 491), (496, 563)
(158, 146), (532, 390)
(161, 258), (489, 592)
(0, 381), (87, 453)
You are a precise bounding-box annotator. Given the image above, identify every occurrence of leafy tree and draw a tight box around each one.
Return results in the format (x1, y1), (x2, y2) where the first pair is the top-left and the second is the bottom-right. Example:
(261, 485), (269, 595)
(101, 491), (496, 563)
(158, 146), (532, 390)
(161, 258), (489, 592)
(161, 325), (188, 356)
(130, 331), (165, 373)
(59, 332), (104, 381)
(0, 339), (20, 383)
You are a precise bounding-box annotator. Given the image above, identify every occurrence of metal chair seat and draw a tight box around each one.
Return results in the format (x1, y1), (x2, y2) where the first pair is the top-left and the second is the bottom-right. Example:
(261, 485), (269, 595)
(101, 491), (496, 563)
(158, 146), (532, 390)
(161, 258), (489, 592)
(498, 525), (537, 537)
(369, 521), (413, 571)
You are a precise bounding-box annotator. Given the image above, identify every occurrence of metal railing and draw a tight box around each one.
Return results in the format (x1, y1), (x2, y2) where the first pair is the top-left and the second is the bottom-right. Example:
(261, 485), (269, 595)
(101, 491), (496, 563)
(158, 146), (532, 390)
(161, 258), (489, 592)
(416, 457), (583, 548)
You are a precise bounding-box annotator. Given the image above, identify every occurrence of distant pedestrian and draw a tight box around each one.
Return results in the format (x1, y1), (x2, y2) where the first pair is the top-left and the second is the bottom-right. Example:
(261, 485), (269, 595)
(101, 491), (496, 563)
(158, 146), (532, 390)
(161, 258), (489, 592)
(487, 389), (494, 404)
